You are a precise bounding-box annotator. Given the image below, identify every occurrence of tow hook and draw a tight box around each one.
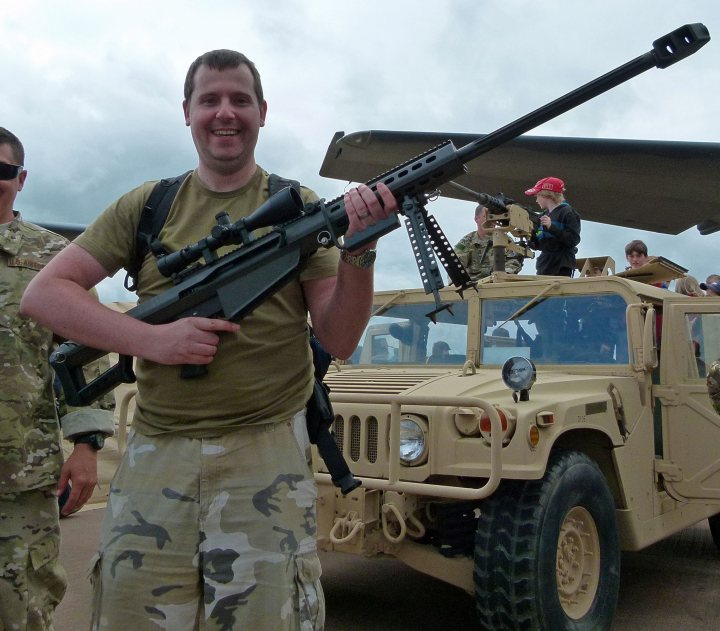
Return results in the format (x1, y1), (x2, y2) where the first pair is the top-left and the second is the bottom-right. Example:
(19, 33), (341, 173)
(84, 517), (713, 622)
(381, 493), (426, 543)
(329, 510), (364, 545)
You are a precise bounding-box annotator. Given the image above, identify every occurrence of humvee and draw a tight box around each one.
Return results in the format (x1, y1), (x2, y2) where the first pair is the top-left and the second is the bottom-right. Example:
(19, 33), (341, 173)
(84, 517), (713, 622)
(313, 273), (720, 631)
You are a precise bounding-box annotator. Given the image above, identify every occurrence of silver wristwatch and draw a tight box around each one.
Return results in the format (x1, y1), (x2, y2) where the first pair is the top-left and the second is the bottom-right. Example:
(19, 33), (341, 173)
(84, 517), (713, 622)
(340, 248), (377, 269)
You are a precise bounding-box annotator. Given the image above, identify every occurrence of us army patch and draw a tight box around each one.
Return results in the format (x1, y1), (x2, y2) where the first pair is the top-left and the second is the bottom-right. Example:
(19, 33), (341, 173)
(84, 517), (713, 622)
(7, 257), (45, 270)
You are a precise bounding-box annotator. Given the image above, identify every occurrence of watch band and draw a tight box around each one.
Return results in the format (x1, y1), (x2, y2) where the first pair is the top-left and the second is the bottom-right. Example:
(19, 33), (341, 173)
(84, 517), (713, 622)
(340, 248), (377, 269)
(73, 432), (105, 451)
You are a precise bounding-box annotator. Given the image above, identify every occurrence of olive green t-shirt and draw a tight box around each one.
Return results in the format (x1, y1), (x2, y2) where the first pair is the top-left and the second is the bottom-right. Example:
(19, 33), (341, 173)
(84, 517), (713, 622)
(76, 168), (339, 436)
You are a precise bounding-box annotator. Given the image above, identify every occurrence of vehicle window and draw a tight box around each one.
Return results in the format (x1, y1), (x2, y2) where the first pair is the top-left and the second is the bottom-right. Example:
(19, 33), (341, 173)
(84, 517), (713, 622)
(685, 313), (720, 379)
(480, 294), (629, 365)
(349, 301), (468, 365)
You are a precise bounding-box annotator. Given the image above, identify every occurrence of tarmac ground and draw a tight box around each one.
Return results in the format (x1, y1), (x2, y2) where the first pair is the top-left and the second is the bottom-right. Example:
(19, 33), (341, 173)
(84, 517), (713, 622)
(55, 506), (720, 631)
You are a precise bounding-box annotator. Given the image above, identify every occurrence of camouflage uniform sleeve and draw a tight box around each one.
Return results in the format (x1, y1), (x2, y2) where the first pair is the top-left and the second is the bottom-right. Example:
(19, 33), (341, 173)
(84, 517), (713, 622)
(56, 355), (116, 439)
(708, 359), (720, 416)
(504, 251), (524, 275)
(454, 234), (472, 269)
(56, 286), (116, 439)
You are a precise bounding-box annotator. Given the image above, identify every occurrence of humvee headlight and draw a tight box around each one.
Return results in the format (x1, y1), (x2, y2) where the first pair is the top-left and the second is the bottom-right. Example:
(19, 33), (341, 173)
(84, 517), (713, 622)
(399, 417), (428, 466)
(501, 356), (536, 402)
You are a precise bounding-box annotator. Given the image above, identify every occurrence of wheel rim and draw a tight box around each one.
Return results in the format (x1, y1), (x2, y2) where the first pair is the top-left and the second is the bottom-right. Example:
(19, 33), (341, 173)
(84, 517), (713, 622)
(555, 506), (601, 619)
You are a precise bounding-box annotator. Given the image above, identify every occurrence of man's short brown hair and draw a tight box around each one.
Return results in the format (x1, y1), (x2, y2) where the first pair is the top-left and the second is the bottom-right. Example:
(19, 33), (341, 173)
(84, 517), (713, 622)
(624, 239), (648, 257)
(0, 127), (24, 165)
(184, 50), (264, 106)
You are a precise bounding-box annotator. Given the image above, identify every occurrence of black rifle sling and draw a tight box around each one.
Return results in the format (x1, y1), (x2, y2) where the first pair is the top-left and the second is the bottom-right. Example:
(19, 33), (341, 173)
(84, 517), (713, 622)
(267, 173), (300, 198)
(124, 170), (192, 291)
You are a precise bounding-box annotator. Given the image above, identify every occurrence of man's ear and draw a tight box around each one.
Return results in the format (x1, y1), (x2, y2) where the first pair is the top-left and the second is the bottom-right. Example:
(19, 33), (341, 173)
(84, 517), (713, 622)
(17, 169), (27, 192)
(182, 99), (190, 126)
(259, 100), (267, 127)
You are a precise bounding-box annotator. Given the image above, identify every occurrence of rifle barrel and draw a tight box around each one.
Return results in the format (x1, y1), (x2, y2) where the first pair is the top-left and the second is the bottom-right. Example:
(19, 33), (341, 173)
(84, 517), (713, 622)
(455, 23), (709, 166)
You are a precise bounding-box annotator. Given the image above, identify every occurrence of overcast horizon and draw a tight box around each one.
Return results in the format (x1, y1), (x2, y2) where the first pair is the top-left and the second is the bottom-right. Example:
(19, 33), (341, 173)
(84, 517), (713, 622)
(2, 0), (718, 301)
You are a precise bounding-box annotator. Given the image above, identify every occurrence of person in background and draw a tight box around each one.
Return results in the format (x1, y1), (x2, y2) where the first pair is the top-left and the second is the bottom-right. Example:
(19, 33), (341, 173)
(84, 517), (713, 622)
(624, 239), (668, 288)
(700, 274), (720, 296)
(675, 275), (704, 297)
(525, 176), (580, 277)
(708, 360), (720, 415)
(700, 275), (720, 412)
(675, 275), (705, 370)
(0, 127), (114, 631)
(20, 50), (399, 630)
(427, 340), (451, 363)
(453, 204), (523, 280)
(624, 239), (651, 270)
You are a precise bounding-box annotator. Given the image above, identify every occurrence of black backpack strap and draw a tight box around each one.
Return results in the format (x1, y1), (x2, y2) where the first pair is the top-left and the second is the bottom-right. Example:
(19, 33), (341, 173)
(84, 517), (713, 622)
(268, 173), (300, 198)
(124, 170), (192, 291)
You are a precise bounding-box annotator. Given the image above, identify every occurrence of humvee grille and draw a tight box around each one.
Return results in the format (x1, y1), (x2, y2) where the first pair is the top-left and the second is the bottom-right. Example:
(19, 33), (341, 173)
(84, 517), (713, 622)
(367, 418), (378, 462)
(331, 415), (380, 465)
(333, 417), (344, 451)
(350, 417), (361, 461)
(324, 371), (446, 394)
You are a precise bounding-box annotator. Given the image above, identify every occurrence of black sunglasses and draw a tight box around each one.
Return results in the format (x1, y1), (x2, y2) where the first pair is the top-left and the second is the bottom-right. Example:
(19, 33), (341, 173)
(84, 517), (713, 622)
(0, 163), (23, 180)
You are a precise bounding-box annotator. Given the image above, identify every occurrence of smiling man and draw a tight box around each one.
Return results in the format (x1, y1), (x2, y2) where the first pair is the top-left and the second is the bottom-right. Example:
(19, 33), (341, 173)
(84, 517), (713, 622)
(21, 50), (398, 630)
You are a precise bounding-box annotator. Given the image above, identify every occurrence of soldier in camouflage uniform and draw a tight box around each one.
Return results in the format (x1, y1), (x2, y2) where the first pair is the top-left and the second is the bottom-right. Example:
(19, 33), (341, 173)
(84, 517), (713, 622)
(708, 359), (720, 416)
(0, 127), (114, 631)
(21, 52), (398, 630)
(453, 205), (524, 280)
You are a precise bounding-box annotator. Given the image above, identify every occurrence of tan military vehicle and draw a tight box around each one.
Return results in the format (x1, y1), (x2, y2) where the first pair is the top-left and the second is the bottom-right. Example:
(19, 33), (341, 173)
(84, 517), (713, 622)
(313, 273), (720, 631)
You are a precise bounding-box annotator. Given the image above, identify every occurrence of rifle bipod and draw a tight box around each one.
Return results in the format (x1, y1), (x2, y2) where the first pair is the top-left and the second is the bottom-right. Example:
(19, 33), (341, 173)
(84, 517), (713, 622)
(400, 195), (476, 322)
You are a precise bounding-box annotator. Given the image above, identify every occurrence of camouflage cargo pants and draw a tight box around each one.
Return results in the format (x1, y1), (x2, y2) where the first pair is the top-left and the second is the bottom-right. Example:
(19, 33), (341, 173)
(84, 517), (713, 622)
(90, 411), (324, 631)
(0, 488), (67, 631)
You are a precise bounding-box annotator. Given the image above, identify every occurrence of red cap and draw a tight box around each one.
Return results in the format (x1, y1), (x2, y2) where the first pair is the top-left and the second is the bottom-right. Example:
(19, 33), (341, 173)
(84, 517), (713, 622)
(524, 176), (565, 196)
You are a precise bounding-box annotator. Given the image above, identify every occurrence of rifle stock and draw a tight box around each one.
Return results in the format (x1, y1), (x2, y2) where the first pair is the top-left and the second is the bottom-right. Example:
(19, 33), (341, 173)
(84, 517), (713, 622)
(51, 23), (709, 407)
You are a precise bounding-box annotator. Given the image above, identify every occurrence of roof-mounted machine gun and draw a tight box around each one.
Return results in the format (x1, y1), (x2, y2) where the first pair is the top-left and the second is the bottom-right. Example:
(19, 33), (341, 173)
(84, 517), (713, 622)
(447, 181), (539, 275)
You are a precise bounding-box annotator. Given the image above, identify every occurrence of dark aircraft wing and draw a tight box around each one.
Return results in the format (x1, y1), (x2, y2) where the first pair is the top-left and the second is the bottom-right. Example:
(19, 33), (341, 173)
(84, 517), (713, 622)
(31, 221), (86, 240)
(319, 131), (720, 235)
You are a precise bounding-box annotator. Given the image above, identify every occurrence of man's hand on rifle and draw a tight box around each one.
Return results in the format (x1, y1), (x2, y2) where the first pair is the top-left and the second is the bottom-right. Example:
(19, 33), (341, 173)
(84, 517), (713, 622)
(343, 183), (398, 251)
(148, 317), (241, 365)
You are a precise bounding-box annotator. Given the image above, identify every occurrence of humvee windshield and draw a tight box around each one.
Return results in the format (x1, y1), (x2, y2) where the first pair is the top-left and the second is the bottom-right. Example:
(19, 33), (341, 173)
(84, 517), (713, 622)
(350, 293), (630, 367)
(349, 301), (469, 365)
(481, 293), (629, 365)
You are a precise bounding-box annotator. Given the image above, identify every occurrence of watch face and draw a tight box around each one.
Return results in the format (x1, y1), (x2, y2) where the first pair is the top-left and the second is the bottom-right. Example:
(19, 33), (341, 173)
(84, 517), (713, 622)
(501, 356), (537, 391)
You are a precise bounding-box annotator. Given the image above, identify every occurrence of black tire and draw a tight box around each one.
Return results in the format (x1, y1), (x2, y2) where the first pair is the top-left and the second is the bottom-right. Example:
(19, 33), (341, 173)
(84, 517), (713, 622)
(710, 513), (720, 550)
(474, 449), (620, 631)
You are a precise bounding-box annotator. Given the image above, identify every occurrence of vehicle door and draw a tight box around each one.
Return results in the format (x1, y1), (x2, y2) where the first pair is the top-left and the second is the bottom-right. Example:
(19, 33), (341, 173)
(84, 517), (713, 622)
(657, 301), (720, 501)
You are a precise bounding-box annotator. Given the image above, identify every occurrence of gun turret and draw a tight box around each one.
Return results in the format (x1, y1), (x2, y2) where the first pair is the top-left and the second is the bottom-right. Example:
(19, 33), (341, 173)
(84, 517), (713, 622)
(475, 192), (537, 273)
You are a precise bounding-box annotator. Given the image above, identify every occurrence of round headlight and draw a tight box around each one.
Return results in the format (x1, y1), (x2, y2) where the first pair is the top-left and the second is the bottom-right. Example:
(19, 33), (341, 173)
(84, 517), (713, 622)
(501, 356), (536, 393)
(399, 418), (427, 466)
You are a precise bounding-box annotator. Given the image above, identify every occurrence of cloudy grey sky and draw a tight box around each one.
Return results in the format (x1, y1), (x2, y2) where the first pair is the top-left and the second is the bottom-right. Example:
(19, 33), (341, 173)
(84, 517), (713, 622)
(2, 0), (718, 301)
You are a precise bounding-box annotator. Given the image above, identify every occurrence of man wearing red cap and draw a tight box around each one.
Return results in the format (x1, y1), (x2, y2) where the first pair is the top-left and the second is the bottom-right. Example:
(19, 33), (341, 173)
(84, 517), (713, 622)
(525, 176), (581, 276)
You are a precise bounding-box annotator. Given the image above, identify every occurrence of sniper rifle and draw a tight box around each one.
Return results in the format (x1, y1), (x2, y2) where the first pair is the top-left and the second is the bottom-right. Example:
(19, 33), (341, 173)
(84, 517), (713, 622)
(51, 23), (709, 428)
